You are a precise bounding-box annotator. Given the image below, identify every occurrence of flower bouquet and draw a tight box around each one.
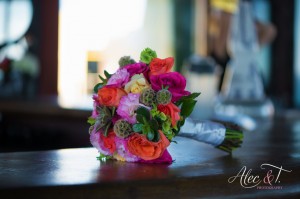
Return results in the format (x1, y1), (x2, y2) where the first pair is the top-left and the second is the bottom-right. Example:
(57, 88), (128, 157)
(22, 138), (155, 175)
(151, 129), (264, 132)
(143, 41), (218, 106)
(88, 48), (243, 164)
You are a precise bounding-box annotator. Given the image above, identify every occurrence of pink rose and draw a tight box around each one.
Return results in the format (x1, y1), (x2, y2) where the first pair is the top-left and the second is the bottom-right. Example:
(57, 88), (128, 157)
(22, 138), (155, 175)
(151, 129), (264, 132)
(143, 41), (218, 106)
(117, 93), (149, 124)
(150, 72), (190, 102)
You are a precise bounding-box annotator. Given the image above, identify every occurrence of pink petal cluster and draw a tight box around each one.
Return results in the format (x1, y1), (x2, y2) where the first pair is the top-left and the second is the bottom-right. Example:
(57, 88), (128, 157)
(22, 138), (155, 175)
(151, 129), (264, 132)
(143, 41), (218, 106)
(91, 94), (100, 118)
(90, 130), (112, 156)
(115, 137), (140, 162)
(107, 68), (130, 87)
(116, 93), (143, 124)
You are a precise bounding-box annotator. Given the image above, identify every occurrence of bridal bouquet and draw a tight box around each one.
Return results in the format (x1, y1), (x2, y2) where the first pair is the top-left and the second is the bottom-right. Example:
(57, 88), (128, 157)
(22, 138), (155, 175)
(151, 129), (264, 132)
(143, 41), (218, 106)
(88, 48), (243, 164)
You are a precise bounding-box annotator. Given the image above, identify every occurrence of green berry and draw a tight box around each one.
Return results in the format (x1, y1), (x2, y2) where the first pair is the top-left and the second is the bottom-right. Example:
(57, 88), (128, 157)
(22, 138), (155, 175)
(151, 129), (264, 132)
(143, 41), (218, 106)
(113, 119), (132, 138)
(156, 89), (172, 105)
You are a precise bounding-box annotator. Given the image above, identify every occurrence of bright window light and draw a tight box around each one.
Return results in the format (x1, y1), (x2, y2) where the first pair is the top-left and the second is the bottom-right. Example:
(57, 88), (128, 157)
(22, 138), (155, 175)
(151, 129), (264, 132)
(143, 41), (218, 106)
(58, 0), (174, 108)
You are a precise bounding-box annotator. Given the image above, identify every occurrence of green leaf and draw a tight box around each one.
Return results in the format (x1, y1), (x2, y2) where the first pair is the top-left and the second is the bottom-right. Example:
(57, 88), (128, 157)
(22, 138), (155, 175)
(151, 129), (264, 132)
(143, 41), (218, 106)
(142, 125), (151, 135)
(154, 116), (163, 124)
(87, 117), (96, 125)
(111, 107), (116, 116)
(94, 120), (106, 132)
(133, 123), (143, 132)
(147, 131), (154, 141)
(149, 119), (159, 131)
(153, 131), (160, 142)
(136, 114), (145, 124)
(93, 83), (103, 93)
(103, 122), (111, 136)
(104, 70), (112, 79)
(162, 120), (171, 132)
(99, 75), (106, 82)
(181, 100), (197, 118)
(176, 120), (185, 133)
(97, 153), (112, 161)
(175, 92), (201, 106)
(136, 107), (150, 120)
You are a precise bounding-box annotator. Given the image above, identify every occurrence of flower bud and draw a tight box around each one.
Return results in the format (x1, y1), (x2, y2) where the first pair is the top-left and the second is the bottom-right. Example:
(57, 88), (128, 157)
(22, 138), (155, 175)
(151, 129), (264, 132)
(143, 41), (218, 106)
(113, 119), (133, 138)
(140, 48), (157, 64)
(156, 89), (172, 105)
(140, 88), (156, 106)
(119, 56), (136, 67)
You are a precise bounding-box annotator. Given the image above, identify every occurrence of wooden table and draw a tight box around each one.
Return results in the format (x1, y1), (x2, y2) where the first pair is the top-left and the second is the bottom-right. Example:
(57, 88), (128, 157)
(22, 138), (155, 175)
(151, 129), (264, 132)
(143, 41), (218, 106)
(0, 116), (300, 198)
(0, 97), (92, 151)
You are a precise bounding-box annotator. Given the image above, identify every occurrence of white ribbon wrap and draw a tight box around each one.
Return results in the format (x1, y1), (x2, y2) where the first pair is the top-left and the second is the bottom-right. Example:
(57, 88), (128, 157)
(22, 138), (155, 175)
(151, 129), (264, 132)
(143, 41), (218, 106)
(179, 118), (226, 146)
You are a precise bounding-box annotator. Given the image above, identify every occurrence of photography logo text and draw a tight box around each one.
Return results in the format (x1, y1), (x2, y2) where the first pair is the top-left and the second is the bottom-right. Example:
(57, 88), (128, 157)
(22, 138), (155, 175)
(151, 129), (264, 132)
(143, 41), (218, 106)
(228, 163), (292, 189)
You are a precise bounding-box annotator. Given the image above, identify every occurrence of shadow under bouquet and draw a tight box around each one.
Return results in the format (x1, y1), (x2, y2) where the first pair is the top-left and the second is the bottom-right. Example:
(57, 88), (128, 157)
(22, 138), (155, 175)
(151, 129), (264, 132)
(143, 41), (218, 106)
(88, 48), (243, 164)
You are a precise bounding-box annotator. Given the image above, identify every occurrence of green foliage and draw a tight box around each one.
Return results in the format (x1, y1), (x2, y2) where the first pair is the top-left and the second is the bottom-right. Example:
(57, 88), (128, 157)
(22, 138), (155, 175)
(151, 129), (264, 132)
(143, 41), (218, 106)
(162, 119), (171, 132)
(149, 119), (159, 131)
(175, 92), (200, 106)
(136, 107), (150, 121)
(93, 106), (115, 137)
(104, 70), (112, 79)
(93, 83), (103, 93)
(135, 106), (162, 142)
(216, 129), (244, 154)
(175, 92), (200, 124)
(149, 104), (177, 141)
(164, 130), (175, 141)
(180, 100), (197, 118)
(93, 70), (112, 93)
(147, 131), (154, 141)
(133, 123), (143, 132)
(87, 117), (96, 125)
(97, 153), (112, 161)
(136, 114), (144, 124)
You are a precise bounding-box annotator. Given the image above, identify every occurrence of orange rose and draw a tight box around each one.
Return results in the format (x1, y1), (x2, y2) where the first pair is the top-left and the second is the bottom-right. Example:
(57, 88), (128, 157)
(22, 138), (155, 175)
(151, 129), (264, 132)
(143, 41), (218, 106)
(157, 103), (180, 127)
(100, 131), (116, 154)
(98, 86), (127, 107)
(127, 131), (170, 160)
(149, 57), (174, 75)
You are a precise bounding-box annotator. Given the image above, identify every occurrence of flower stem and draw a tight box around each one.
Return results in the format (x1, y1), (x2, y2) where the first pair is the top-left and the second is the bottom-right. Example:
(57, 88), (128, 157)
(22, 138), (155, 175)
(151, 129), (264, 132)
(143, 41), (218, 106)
(215, 121), (244, 154)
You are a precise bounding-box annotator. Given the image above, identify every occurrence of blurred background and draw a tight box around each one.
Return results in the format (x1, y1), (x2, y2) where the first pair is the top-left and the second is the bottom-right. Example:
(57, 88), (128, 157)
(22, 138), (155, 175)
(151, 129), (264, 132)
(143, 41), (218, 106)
(0, 0), (299, 152)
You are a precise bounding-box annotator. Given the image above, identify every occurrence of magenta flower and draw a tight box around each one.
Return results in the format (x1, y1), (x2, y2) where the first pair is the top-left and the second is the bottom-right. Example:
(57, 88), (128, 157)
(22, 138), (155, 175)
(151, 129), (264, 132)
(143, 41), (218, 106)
(150, 72), (190, 102)
(117, 93), (147, 124)
(123, 62), (149, 79)
(138, 149), (172, 164)
(107, 68), (130, 87)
